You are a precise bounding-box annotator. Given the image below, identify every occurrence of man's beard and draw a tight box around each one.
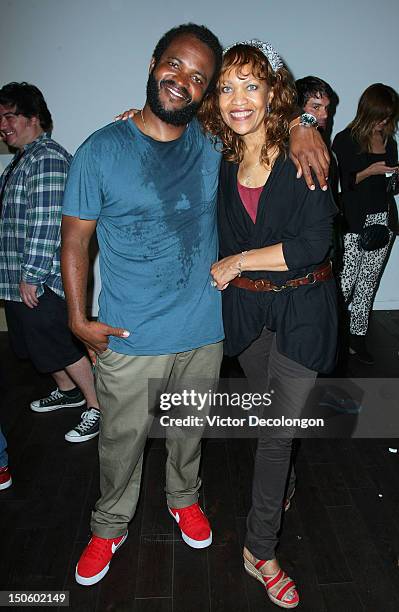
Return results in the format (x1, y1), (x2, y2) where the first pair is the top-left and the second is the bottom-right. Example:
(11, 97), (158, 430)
(146, 72), (201, 126)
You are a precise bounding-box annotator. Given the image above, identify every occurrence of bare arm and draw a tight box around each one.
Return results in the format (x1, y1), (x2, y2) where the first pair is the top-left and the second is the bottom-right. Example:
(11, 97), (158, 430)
(289, 125), (330, 192)
(61, 215), (96, 328)
(116, 110), (330, 192)
(61, 215), (129, 359)
(239, 244), (287, 271)
(356, 161), (398, 184)
(210, 244), (287, 290)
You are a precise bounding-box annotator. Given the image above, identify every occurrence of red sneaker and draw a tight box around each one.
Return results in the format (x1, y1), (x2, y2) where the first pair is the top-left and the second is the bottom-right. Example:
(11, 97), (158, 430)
(0, 466), (12, 490)
(168, 502), (212, 549)
(75, 532), (128, 586)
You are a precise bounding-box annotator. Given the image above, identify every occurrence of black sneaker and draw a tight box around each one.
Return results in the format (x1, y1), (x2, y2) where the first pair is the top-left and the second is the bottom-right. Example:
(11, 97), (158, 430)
(349, 335), (375, 365)
(30, 388), (86, 412)
(64, 408), (101, 443)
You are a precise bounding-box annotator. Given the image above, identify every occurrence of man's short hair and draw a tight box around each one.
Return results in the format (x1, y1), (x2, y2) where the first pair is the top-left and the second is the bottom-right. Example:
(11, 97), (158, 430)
(0, 82), (53, 132)
(295, 76), (334, 109)
(152, 23), (223, 93)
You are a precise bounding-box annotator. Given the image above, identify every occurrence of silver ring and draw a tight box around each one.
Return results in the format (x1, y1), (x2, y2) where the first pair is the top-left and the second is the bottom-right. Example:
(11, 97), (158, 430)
(210, 280), (217, 288)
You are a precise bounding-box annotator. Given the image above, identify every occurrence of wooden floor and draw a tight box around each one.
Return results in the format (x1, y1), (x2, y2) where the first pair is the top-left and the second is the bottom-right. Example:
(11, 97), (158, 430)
(1, 311), (399, 612)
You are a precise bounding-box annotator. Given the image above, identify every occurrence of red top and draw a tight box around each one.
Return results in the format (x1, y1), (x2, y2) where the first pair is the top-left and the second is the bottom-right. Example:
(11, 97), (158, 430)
(237, 180), (263, 223)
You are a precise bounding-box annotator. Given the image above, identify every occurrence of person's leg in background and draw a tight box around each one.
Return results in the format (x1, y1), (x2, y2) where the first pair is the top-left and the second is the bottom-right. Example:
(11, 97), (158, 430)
(59, 355), (101, 443)
(5, 290), (101, 443)
(340, 232), (362, 304)
(32, 354), (101, 443)
(348, 214), (392, 364)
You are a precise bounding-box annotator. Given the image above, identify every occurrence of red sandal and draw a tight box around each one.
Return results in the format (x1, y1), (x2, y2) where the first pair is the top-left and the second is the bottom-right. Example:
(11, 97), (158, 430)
(284, 487), (296, 513)
(244, 554), (299, 609)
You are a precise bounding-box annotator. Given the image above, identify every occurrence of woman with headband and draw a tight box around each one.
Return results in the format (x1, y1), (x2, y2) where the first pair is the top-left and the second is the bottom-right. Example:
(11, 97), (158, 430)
(203, 41), (338, 608)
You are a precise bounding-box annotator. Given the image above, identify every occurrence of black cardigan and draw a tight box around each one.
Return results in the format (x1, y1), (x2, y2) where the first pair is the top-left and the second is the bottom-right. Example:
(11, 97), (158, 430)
(332, 128), (398, 233)
(218, 155), (338, 373)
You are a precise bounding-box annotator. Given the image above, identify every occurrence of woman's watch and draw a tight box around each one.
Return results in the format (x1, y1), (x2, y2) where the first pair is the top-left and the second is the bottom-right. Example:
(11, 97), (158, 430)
(289, 113), (318, 132)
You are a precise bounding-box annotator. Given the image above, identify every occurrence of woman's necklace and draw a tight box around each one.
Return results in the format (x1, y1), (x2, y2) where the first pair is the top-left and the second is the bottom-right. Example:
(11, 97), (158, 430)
(240, 145), (279, 186)
(241, 158), (262, 187)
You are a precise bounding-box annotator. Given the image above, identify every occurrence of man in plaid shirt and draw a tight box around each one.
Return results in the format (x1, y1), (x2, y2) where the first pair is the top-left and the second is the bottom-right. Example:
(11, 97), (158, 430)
(0, 82), (100, 443)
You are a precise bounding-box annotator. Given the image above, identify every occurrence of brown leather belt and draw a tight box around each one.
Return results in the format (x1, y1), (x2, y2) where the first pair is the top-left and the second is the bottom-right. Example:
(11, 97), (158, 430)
(230, 260), (333, 292)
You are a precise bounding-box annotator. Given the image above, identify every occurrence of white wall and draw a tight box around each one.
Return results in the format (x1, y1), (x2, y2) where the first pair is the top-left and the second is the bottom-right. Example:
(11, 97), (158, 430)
(1, 0), (398, 311)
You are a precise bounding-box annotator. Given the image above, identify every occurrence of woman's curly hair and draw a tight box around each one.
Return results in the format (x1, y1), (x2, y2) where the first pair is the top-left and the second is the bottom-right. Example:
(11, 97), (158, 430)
(198, 44), (297, 166)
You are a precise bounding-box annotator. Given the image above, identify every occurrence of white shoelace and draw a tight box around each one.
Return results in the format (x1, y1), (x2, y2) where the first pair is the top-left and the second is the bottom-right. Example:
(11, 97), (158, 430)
(42, 388), (64, 404)
(76, 409), (100, 433)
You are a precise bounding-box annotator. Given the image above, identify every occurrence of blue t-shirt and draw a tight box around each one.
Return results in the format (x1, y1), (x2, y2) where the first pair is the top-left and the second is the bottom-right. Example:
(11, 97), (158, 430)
(62, 118), (223, 355)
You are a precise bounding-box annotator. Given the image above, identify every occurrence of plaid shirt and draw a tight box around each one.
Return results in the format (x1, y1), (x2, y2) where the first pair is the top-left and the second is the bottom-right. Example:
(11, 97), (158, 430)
(0, 133), (71, 302)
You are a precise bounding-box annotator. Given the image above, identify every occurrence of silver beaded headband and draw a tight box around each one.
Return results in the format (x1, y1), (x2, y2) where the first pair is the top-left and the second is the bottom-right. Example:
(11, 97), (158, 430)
(223, 39), (283, 73)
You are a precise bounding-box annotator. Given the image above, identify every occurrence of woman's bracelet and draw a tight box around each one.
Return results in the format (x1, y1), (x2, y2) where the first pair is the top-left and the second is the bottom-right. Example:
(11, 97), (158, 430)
(237, 251), (248, 277)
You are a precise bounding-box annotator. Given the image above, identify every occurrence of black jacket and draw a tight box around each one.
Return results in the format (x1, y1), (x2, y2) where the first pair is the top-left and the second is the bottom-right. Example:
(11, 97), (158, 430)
(332, 128), (398, 233)
(218, 155), (338, 373)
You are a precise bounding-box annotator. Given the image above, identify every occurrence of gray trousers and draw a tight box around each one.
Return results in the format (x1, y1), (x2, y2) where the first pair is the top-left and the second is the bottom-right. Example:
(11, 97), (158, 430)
(91, 341), (223, 539)
(238, 328), (316, 560)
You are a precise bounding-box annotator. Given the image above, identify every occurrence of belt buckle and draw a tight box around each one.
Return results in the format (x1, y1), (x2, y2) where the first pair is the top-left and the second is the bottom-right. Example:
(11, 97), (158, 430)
(306, 272), (316, 284)
(254, 279), (266, 290)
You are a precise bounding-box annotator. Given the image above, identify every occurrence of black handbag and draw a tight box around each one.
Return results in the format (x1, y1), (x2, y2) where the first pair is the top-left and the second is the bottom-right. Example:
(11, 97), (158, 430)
(358, 223), (390, 251)
(358, 174), (395, 251)
(387, 171), (399, 196)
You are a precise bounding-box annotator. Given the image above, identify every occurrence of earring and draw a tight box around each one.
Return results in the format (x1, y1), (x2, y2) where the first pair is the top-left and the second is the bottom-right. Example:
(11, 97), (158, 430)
(266, 103), (271, 114)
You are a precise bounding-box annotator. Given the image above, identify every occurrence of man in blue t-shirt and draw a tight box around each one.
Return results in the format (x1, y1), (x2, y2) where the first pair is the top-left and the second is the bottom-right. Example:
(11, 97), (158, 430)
(62, 23), (224, 587)
(61, 23), (330, 587)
